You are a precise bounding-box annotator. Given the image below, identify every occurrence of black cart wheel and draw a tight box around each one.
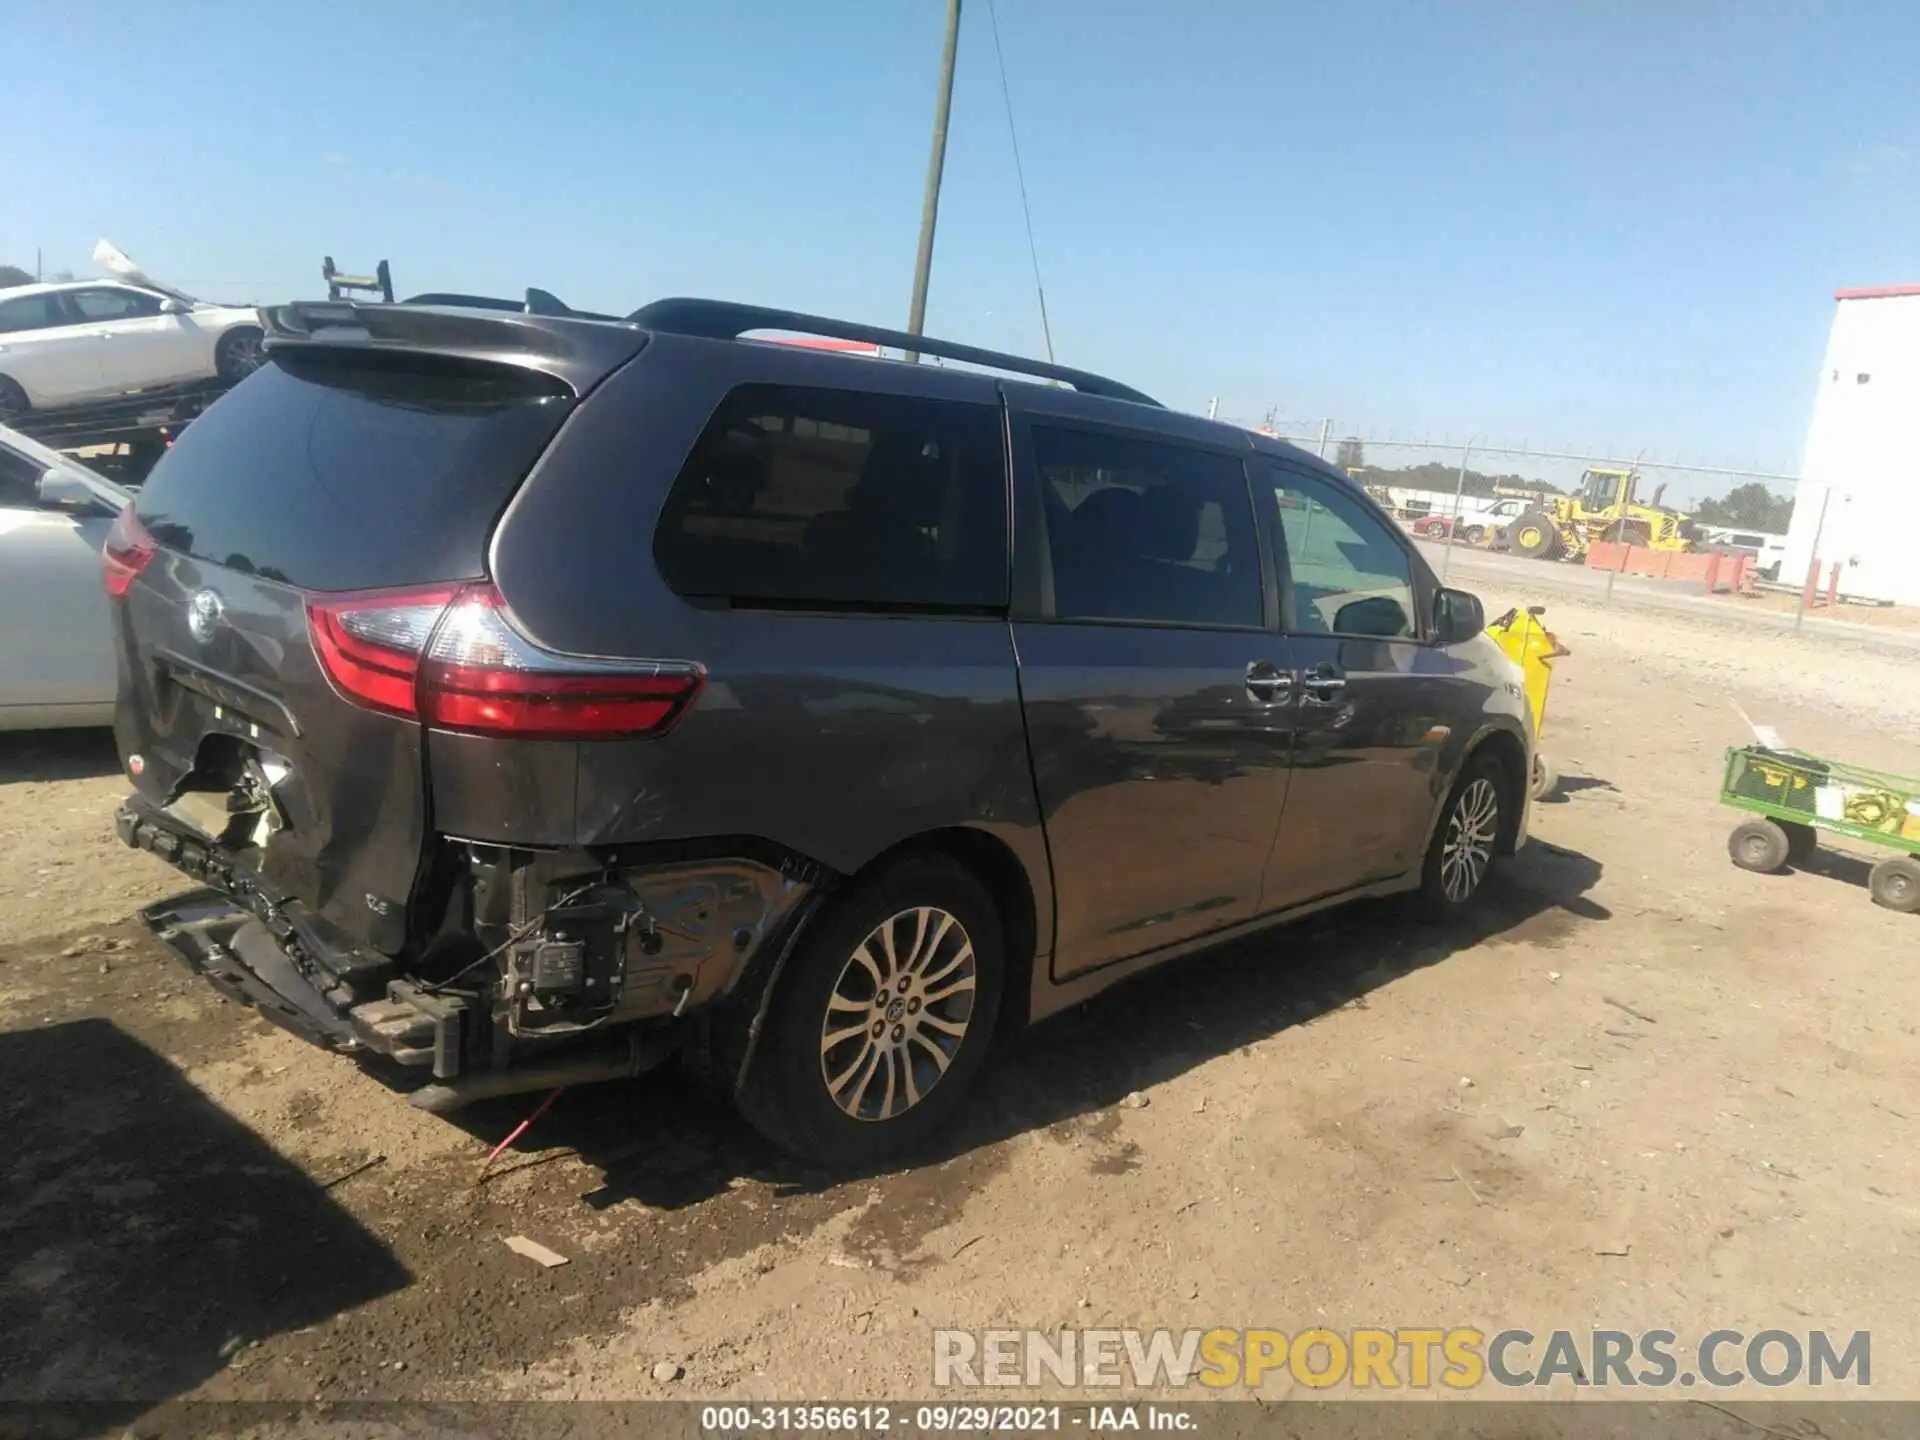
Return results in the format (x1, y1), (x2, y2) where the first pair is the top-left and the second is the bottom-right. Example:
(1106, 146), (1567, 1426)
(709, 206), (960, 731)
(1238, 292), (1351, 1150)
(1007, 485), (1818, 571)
(1531, 750), (1560, 801)
(1780, 821), (1818, 865)
(1728, 818), (1790, 874)
(1868, 856), (1920, 914)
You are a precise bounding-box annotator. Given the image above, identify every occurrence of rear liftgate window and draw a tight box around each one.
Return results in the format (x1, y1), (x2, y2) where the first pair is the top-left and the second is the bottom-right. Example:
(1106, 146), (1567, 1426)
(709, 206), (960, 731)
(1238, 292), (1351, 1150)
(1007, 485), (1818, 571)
(653, 384), (1009, 612)
(135, 354), (574, 592)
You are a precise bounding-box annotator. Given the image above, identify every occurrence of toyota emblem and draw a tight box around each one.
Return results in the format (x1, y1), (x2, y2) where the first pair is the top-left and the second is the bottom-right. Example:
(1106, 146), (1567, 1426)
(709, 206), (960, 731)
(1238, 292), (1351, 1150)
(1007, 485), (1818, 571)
(187, 589), (226, 645)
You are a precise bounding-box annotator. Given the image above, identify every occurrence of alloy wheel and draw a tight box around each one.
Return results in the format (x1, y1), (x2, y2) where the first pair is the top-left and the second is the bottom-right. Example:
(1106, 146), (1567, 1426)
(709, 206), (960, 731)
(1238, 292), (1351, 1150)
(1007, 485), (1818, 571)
(225, 332), (266, 377)
(1440, 777), (1500, 902)
(819, 906), (977, 1123)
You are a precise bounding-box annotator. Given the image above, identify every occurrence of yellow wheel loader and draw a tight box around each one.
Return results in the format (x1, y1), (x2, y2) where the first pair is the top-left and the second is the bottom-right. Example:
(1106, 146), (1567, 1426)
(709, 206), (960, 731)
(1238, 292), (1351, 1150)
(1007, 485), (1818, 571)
(1504, 468), (1695, 562)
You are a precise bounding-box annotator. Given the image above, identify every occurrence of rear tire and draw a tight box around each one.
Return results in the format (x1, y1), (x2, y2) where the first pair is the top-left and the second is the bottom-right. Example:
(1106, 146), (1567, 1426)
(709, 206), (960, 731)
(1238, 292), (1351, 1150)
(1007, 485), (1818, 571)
(1417, 753), (1508, 917)
(1728, 818), (1790, 874)
(0, 376), (27, 422)
(1463, 524), (1487, 545)
(215, 327), (266, 383)
(1510, 511), (1560, 560)
(1780, 821), (1818, 865)
(1868, 856), (1920, 913)
(735, 853), (1004, 1170)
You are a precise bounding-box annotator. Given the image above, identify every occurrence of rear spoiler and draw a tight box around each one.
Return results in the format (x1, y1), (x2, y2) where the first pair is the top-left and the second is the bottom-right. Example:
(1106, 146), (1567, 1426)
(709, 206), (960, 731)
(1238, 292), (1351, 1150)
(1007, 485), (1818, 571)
(259, 300), (649, 396)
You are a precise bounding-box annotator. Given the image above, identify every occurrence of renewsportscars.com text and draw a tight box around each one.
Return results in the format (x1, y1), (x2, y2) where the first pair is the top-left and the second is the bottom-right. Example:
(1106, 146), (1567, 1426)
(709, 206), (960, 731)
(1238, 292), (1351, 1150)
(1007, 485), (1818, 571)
(932, 1327), (1871, 1390)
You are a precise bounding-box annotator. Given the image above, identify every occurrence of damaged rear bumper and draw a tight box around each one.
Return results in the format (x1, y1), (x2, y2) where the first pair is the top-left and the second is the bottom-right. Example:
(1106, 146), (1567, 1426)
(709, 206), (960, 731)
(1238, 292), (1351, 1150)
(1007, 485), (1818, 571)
(116, 797), (687, 1109)
(118, 797), (461, 1073)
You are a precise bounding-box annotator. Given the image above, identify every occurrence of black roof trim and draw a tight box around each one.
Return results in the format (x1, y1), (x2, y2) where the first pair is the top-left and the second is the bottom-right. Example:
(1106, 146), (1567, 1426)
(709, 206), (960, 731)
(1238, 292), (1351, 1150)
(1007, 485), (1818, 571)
(629, 297), (1159, 407)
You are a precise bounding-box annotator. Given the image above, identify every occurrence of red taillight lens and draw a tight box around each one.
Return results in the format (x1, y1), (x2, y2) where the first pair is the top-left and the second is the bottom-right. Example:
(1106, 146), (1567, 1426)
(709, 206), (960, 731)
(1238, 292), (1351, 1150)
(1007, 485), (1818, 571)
(307, 582), (703, 739)
(306, 586), (459, 719)
(102, 508), (156, 598)
(419, 585), (703, 739)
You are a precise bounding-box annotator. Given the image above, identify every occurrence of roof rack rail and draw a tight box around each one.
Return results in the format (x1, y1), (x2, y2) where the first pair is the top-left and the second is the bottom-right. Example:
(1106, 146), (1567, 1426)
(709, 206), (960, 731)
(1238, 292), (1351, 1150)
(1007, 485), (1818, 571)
(628, 297), (1159, 407)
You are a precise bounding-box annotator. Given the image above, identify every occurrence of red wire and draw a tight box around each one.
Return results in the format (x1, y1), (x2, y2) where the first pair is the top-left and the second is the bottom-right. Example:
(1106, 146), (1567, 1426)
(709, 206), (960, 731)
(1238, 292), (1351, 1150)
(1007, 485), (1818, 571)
(478, 1085), (566, 1176)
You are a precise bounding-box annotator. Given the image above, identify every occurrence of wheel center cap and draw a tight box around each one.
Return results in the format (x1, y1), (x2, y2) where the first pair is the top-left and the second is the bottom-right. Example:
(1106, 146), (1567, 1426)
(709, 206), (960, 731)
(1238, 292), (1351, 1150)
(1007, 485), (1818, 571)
(885, 997), (906, 1023)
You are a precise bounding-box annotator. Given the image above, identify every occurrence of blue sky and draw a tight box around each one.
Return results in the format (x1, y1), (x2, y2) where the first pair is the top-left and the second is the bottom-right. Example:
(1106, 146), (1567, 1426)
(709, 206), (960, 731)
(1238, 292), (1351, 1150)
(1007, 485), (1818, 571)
(7, 2), (1917, 497)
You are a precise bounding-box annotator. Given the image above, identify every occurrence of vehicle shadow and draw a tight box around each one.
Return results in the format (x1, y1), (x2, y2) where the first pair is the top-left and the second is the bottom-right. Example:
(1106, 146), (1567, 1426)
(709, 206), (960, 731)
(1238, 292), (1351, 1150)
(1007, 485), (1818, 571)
(0, 1018), (409, 1413)
(1793, 846), (1877, 891)
(491, 837), (1607, 1207)
(1538, 774), (1618, 804)
(0, 727), (120, 783)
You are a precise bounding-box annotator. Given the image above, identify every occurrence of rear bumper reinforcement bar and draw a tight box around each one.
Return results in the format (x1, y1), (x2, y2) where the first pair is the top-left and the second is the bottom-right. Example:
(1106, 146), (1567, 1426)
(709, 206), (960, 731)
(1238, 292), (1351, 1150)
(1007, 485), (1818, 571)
(139, 887), (362, 1053)
(117, 797), (459, 1070)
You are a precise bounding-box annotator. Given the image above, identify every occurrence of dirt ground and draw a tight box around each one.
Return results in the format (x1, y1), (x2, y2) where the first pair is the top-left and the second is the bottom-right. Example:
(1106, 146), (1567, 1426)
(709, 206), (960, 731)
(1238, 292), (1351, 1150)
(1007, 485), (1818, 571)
(5, 585), (1920, 1411)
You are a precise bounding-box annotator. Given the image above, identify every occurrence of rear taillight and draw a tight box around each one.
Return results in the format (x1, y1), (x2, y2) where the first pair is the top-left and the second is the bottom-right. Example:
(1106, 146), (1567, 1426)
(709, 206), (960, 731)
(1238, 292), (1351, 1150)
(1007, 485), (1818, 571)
(101, 508), (156, 598)
(307, 582), (703, 739)
(306, 585), (458, 719)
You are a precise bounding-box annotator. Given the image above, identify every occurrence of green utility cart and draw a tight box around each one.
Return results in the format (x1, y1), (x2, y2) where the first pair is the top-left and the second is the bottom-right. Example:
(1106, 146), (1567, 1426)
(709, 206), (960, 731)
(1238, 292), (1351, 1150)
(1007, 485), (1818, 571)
(1720, 745), (1920, 912)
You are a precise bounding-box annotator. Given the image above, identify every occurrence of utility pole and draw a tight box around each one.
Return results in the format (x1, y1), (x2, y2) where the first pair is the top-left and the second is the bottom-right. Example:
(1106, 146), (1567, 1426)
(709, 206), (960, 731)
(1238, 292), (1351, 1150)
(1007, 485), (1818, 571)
(905, 0), (963, 363)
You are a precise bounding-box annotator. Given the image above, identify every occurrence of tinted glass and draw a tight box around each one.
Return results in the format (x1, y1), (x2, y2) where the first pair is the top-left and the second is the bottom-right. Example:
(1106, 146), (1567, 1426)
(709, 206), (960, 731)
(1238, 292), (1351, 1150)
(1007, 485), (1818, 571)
(1034, 426), (1261, 627)
(68, 287), (163, 321)
(0, 445), (41, 507)
(135, 355), (571, 591)
(0, 294), (66, 334)
(655, 384), (1008, 611)
(1268, 471), (1417, 638)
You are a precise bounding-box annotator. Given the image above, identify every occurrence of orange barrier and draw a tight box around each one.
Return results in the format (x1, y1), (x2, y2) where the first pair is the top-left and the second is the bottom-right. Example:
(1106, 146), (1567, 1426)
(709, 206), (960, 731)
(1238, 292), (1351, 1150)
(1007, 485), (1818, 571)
(1585, 542), (1754, 594)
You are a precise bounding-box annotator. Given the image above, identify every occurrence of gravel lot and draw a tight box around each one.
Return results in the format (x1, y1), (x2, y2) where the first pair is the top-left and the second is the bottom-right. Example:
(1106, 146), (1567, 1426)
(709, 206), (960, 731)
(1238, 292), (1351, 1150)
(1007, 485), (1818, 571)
(5, 581), (1920, 1410)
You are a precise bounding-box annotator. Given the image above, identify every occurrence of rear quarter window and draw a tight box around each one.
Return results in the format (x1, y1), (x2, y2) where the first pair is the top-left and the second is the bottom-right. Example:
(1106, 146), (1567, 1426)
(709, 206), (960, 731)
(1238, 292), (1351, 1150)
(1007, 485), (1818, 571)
(653, 383), (1009, 612)
(135, 354), (572, 591)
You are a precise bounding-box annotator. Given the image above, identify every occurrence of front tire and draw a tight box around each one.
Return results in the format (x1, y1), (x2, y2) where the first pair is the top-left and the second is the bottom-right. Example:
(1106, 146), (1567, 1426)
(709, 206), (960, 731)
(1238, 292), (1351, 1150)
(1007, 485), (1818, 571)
(0, 376), (27, 422)
(1510, 511), (1560, 560)
(1728, 818), (1790, 874)
(215, 327), (266, 383)
(1418, 754), (1507, 916)
(735, 854), (1004, 1169)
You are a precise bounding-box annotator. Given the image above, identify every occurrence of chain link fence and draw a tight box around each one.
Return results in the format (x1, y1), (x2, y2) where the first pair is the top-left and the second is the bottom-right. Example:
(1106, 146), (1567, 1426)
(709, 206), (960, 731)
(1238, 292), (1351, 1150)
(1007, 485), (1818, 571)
(1204, 417), (1865, 621)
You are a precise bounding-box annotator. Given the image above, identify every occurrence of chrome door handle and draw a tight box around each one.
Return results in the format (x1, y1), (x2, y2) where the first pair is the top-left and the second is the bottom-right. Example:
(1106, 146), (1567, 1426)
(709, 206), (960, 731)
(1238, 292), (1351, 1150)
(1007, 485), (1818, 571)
(1301, 664), (1346, 704)
(1245, 661), (1292, 703)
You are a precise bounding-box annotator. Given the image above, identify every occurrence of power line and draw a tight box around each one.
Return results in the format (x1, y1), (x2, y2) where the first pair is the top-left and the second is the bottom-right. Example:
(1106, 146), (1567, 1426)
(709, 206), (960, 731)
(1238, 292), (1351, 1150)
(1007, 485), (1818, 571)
(985, 0), (1055, 364)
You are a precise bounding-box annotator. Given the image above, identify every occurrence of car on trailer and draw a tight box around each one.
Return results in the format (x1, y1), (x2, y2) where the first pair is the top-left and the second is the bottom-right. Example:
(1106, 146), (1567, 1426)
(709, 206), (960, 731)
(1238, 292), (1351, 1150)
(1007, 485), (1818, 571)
(0, 242), (266, 429)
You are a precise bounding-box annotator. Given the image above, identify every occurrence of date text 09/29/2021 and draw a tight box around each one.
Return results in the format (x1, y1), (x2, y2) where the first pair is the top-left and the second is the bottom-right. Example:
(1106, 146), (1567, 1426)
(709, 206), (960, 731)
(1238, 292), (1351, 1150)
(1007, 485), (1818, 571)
(700, 1404), (1189, 1433)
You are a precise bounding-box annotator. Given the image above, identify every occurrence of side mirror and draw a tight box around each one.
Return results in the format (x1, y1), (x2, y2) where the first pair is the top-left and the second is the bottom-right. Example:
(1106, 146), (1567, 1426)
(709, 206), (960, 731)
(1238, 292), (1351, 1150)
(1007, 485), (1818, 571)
(159, 297), (190, 315)
(1433, 587), (1485, 644)
(36, 470), (120, 516)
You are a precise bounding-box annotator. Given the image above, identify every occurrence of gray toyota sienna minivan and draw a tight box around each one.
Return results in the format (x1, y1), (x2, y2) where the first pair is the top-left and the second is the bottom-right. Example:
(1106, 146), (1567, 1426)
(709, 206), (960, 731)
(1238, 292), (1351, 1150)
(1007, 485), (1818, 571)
(106, 295), (1531, 1168)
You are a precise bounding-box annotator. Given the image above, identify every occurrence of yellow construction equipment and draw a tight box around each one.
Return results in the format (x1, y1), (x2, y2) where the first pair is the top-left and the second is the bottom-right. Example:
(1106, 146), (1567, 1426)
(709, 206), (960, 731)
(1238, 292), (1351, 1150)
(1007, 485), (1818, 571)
(1504, 467), (1694, 562)
(1487, 605), (1570, 798)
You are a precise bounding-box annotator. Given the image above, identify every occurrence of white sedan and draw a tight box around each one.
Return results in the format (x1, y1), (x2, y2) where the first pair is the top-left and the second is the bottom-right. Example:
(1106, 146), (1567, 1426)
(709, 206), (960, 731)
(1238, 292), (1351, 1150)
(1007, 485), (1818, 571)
(0, 424), (131, 730)
(0, 242), (265, 423)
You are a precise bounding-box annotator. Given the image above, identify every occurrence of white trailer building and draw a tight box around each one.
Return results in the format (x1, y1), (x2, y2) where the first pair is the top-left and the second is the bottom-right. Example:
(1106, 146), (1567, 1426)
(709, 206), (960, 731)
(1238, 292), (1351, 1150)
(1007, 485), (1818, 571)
(1781, 286), (1920, 605)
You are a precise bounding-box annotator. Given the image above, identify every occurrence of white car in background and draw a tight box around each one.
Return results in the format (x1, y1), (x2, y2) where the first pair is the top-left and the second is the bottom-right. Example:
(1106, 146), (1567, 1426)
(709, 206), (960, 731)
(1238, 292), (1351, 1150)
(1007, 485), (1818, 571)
(0, 423), (132, 730)
(0, 241), (265, 423)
